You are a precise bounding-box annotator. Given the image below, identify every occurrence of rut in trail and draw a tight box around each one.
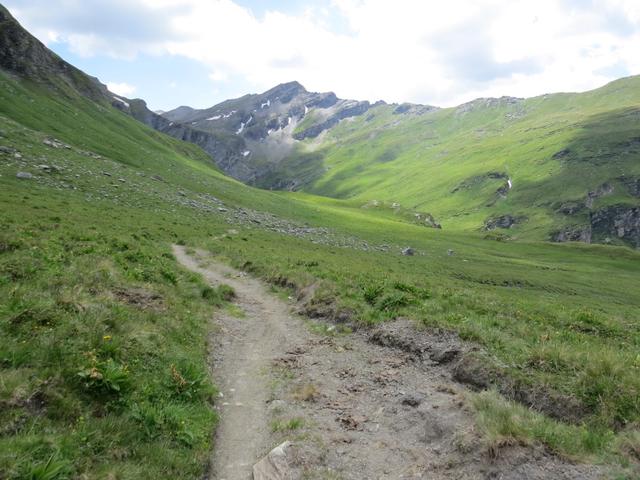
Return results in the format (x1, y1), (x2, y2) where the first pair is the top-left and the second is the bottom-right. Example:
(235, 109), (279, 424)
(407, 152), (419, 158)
(173, 245), (605, 480)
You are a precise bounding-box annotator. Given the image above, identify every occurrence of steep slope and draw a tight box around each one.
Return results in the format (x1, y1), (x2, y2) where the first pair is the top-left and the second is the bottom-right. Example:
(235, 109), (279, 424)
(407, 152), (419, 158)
(294, 80), (640, 246)
(0, 4), (108, 101)
(1, 5), (640, 478)
(0, 3), (231, 173)
(158, 81), (385, 184)
(140, 73), (640, 247)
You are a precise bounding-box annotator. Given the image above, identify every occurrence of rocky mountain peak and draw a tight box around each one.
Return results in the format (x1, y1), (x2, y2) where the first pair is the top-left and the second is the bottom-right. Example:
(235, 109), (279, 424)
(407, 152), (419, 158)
(264, 81), (307, 102)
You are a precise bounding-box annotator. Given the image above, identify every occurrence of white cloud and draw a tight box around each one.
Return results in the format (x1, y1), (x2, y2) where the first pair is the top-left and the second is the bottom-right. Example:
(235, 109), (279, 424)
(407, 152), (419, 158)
(107, 82), (137, 97)
(6, 0), (640, 106)
(209, 70), (228, 82)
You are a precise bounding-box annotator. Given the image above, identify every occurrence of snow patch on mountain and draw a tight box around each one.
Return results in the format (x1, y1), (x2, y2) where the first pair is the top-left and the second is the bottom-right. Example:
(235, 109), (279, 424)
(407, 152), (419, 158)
(112, 96), (130, 108)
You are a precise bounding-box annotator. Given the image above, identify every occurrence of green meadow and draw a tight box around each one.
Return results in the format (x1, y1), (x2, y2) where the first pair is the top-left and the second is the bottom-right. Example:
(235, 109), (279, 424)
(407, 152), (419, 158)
(1, 69), (639, 479)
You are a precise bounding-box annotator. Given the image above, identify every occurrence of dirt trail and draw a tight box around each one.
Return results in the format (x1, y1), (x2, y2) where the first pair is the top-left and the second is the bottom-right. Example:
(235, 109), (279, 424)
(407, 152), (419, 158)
(173, 245), (604, 480)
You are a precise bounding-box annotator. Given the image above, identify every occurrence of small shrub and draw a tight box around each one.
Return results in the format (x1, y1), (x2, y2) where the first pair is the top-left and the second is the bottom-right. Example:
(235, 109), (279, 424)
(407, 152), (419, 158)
(569, 309), (618, 337)
(77, 356), (131, 398)
(362, 283), (383, 305)
(376, 292), (412, 313)
(218, 284), (235, 301)
(393, 280), (430, 299)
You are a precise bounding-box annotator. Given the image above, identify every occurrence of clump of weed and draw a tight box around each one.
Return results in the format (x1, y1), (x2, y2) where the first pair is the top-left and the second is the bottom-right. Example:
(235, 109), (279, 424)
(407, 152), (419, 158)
(376, 291), (412, 313)
(201, 284), (235, 305)
(271, 417), (304, 432)
(168, 361), (213, 401)
(22, 451), (72, 480)
(77, 353), (131, 399)
(292, 384), (319, 402)
(362, 283), (383, 305)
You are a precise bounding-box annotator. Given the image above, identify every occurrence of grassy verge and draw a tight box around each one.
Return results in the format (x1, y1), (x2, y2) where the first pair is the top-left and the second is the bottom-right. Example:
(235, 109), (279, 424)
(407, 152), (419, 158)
(0, 185), (238, 478)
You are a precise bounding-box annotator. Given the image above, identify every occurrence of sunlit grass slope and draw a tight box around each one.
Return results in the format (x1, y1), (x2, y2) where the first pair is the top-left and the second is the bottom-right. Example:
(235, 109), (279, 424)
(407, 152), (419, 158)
(274, 76), (640, 240)
(1, 70), (639, 478)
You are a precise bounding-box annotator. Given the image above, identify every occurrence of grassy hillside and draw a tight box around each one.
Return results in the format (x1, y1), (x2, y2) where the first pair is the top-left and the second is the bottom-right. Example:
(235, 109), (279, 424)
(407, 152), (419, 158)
(1, 69), (640, 478)
(270, 77), (640, 243)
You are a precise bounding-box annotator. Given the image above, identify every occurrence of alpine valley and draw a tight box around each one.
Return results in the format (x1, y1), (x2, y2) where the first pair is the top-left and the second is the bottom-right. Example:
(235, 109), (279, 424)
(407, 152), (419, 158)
(1, 3), (639, 480)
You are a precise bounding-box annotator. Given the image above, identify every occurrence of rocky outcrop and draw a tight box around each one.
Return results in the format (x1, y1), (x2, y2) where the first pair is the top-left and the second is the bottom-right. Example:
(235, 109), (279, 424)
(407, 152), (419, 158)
(392, 103), (438, 115)
(451, 171), (508, 193)
(551, 226), (592, 243)
(553, 204), (640, 247)
(293, 100), (372, 140)
(585, 183), (614, 208)
(591, 205), (640, 247)
(621, 176), (640, 198)
(455, 96), (523, 116)
(484, 214), (526, 230)
(556, 201), (586, 215)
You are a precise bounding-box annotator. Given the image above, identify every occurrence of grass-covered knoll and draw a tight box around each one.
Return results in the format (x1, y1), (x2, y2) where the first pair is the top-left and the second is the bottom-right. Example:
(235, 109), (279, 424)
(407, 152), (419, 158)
(1, 70), (639, 477)
(278, 77), (640, 241)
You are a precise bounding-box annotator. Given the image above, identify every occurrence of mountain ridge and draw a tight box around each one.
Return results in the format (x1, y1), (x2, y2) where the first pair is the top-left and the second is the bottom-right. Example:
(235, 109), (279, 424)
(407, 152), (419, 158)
(1, 3), (638, 247)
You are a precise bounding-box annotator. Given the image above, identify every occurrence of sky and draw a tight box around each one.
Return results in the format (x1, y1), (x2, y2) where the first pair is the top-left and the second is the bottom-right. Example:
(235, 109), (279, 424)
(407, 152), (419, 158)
(4, 0), (640, 111)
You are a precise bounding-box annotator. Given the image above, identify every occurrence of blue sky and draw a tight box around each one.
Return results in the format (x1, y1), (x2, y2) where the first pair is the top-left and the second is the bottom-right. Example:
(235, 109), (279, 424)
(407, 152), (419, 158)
(5, 1), (640, 111)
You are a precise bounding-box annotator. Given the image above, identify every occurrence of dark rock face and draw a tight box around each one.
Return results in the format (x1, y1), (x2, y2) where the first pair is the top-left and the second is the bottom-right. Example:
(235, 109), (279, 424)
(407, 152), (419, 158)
(393, 103), (412, 114)
(0, 5), (108, 101)
(551, 226), (592, 243)
(293, 101), (371, 140)
(591, 205), (640, 247)
(621, 177), (640, 197)
(484, 215), (525, 230)
(552, 148), (571, 160)
(451, 172), (508, 193)
(585, 182), (614, 208)
(556, 201), (585, 215)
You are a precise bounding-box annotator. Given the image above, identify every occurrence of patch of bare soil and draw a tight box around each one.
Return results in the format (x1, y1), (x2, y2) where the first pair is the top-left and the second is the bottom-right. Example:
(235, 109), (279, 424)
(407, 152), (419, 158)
(112, 287), (165, 311)
(172, 245), (605, 480)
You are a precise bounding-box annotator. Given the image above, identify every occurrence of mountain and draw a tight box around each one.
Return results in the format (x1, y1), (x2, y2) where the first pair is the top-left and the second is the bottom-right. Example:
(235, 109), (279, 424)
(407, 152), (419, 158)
(145, 75), (640, 248)
(1, 4), (640, 478)
(157, 81), (389, 183)
(0, 4), (108, 100)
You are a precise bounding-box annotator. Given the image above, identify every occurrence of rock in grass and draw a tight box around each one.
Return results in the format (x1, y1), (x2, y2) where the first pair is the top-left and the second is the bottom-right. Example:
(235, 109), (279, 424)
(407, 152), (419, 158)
(401, 247), (414, 256)
(253, 441), (294, 480)
(16, 171), (33, 179)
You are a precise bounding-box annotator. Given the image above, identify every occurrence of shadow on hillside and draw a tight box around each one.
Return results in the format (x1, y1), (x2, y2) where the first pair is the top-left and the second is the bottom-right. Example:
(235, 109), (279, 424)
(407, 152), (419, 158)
(511, 106), (640, 246)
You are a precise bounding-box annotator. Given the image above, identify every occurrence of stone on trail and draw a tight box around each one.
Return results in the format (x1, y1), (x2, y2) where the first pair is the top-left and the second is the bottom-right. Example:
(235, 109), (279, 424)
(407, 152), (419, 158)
(16, 171), (33, 179)
(253, 441), (294, 480)
(401, 247), (414, 256)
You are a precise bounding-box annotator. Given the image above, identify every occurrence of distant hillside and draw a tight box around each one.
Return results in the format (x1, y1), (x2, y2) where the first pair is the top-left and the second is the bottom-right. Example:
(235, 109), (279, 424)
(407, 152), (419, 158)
(285, 77), (640, 246)
(151, 75), (640, 247)
(157, 81), (390, 184)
